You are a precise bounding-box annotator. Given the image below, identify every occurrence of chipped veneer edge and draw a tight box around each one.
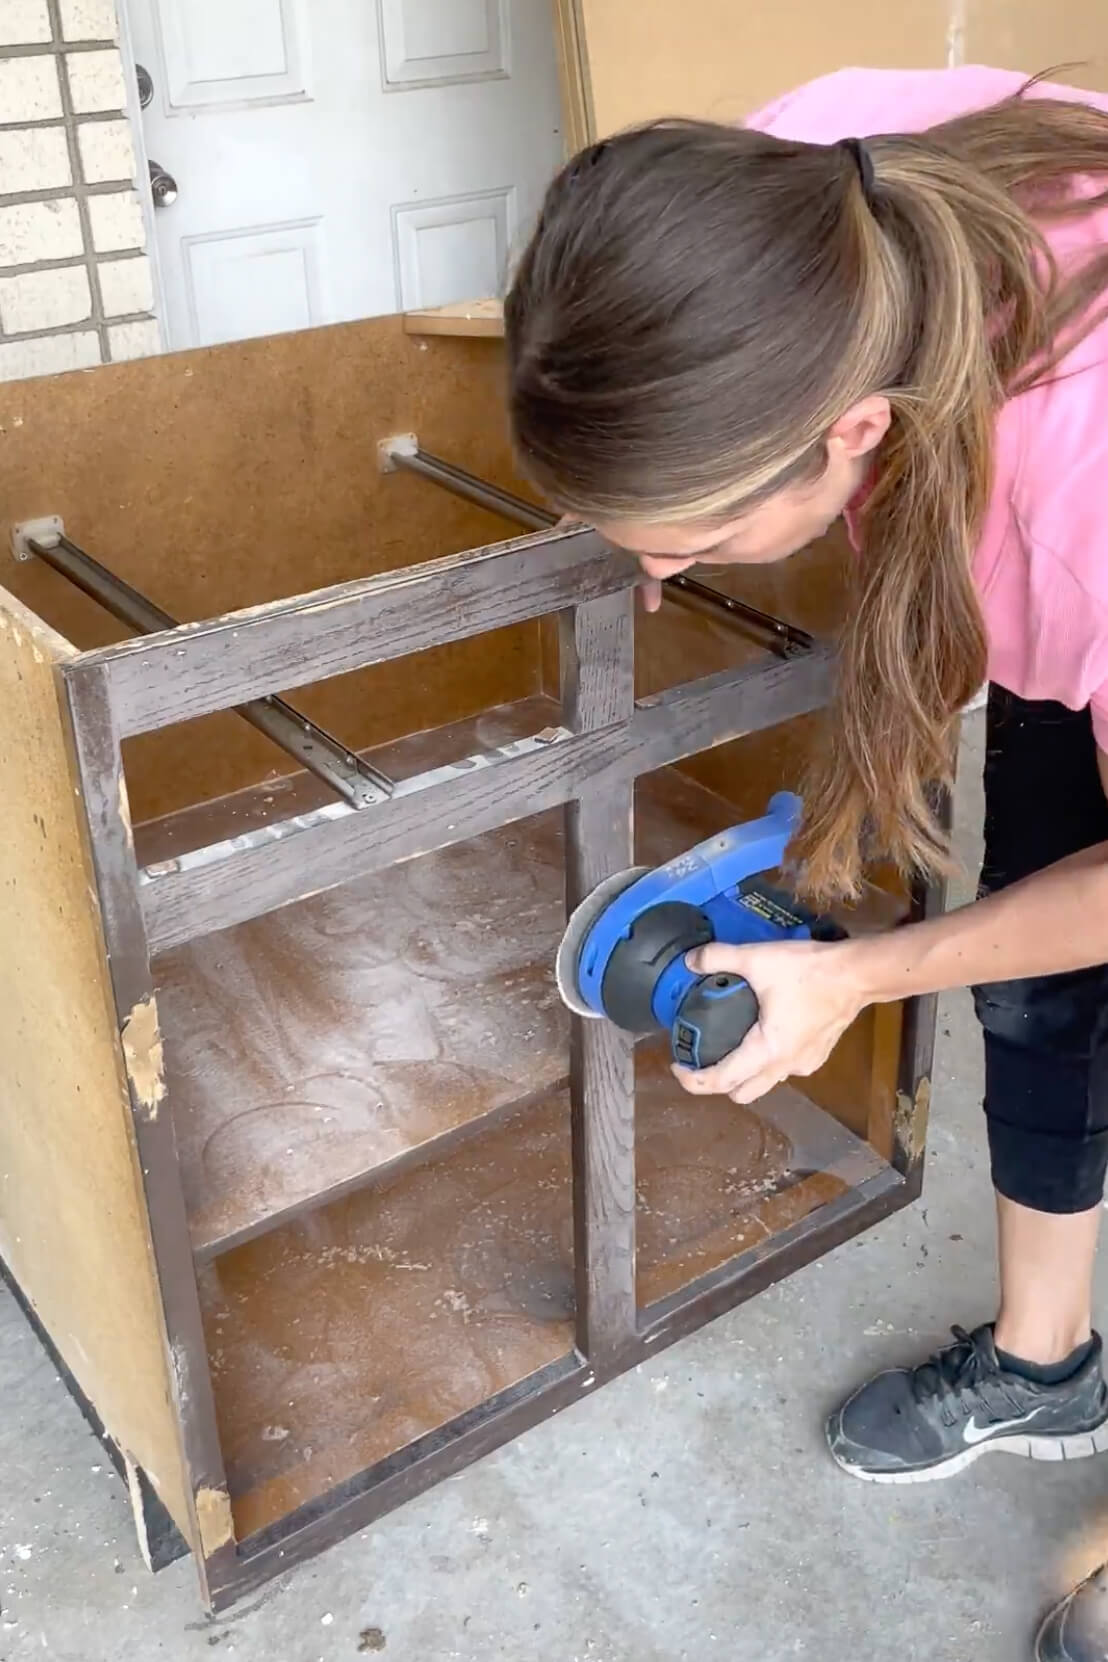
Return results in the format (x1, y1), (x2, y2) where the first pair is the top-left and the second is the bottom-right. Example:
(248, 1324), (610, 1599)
(194, 1485), (235, 1555)
(124, 1456), (156, 1572)
(893, 1075), (932, 1169)
(121, 996), (167, 1120)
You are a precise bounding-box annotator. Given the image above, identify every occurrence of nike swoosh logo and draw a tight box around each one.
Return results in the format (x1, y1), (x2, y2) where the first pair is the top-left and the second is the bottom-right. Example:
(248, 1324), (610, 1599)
(963, 1405), (1049, 1445)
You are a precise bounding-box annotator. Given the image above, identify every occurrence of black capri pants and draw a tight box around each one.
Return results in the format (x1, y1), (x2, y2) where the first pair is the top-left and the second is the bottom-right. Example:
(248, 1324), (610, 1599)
(974, 684), (1108, 1213)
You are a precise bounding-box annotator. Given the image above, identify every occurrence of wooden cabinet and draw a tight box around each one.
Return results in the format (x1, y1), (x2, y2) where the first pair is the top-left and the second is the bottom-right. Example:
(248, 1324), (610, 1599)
(0, 314), (935, 1606)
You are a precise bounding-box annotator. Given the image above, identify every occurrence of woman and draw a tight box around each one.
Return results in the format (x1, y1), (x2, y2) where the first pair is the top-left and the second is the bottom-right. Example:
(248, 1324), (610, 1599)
(505, 64), (1108, 1662)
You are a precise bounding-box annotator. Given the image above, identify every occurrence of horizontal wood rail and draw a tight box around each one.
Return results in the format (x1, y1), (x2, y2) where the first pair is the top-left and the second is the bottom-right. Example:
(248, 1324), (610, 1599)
(73, 527), (635, 739)
(136, 648), (833, 951)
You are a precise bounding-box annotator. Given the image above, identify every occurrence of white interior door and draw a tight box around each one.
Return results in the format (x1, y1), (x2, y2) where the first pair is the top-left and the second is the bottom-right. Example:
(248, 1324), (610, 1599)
(124, 0), (565, 350)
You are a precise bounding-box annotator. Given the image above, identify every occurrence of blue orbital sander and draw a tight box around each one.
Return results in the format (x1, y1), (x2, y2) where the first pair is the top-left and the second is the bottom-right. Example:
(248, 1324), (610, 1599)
(554, 793), (845, 1071)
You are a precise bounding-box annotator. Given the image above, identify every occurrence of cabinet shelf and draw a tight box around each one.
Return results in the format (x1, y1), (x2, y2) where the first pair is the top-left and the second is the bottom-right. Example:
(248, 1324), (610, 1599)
(402, 298), (504, 338)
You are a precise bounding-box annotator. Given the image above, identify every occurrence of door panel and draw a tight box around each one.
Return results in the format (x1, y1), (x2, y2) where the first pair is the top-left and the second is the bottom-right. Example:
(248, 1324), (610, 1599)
(184, 220), (325, 346)
(393, 187), (513, 310)
(128, 0), (563, 349)
(156, 0), (307, 108)
(380, 0), (507, 85)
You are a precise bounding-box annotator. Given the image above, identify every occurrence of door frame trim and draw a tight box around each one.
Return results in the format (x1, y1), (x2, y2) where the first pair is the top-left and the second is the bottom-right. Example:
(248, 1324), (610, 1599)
(114, 0), (172, 351)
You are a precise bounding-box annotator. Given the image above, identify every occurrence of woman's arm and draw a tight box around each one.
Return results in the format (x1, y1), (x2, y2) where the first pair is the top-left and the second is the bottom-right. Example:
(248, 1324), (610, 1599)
(677, 750), (1108, 1103)
(851, 837), (1108, 1004)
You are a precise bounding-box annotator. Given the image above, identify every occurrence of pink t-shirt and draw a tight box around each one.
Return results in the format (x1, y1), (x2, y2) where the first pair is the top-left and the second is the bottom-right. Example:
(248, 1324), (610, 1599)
(750, 67), (1108, 747)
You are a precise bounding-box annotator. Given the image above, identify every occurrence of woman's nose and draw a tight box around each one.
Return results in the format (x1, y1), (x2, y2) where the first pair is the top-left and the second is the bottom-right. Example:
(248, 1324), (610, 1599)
(639, 555), (694, 579)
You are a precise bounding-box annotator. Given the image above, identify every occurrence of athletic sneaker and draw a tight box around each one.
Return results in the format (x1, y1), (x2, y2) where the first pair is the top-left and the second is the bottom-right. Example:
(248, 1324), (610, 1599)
(1037, 1564), (1108, 1661)
(827, 1324), (1108, 1484)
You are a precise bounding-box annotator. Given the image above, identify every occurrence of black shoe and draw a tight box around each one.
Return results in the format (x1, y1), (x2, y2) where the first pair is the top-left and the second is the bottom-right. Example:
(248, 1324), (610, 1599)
(1038, 1565), (1108, 1661)
(827, 1325), (1108, 1484)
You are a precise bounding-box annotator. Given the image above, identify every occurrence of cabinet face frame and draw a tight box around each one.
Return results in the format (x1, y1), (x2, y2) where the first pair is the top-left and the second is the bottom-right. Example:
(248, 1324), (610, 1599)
(16, 513), (935, 1611)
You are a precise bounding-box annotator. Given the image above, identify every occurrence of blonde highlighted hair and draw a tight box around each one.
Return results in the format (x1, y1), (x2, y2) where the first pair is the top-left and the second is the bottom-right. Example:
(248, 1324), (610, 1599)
(504, 78), (1108, 900)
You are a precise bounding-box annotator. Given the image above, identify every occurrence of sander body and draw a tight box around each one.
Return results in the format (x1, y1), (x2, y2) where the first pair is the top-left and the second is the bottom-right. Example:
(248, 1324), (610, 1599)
(554, 793), (844, 1071)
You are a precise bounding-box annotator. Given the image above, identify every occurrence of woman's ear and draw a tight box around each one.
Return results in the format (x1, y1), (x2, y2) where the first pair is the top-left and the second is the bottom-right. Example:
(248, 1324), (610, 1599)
(828, 395), (892, 461)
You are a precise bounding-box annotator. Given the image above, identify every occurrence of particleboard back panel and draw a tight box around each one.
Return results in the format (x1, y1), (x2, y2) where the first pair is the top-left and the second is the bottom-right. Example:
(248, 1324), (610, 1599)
(0, 316), (542, 822)
(0, 588), (191, 1543)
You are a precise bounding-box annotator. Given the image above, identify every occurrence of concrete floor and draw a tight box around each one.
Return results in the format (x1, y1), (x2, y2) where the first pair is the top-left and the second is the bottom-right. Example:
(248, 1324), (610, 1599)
(4, 712), (1108, 1662)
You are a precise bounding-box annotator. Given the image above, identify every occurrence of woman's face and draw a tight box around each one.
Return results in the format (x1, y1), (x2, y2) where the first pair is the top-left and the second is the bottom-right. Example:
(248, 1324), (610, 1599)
(593, 396), (891, 579)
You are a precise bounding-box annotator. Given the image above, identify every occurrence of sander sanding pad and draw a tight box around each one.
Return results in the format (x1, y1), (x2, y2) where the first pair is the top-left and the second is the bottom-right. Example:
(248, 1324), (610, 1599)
(553, 866), (649, 1018)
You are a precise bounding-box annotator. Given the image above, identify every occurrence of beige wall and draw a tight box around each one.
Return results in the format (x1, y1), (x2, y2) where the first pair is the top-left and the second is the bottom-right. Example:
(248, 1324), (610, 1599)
(562, 0), (1106, 138)
(571, 0), (948, 133)
(963, 0), (1107, 89)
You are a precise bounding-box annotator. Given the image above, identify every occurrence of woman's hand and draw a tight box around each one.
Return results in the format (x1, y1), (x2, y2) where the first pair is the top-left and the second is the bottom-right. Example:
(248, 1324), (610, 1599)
(673, 938), (874, 1104)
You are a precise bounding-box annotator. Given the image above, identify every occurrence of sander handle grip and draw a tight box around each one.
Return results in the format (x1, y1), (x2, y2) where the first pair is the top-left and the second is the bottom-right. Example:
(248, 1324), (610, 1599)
(672, 973), (760, 1071)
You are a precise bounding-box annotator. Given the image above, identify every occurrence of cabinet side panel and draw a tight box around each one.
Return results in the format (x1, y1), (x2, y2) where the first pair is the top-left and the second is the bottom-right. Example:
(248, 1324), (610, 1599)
(0, 587), (192, 1543)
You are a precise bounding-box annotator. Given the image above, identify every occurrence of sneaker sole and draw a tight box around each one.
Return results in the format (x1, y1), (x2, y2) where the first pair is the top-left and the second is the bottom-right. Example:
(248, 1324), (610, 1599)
(828, 1419), (1108, 1485)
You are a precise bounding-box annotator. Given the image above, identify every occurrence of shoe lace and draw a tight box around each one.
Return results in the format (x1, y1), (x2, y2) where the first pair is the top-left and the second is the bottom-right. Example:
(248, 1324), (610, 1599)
(910, 1326), (1019, 1427)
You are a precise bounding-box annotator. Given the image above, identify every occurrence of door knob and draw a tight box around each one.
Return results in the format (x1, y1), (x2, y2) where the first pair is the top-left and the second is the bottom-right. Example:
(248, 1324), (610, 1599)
(135, 62), (153, 108)
(149, 160), (178, 207)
